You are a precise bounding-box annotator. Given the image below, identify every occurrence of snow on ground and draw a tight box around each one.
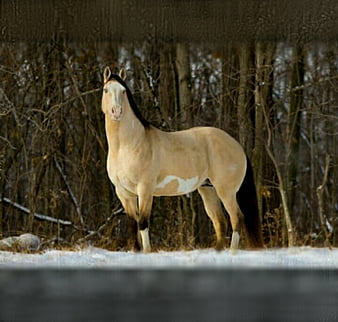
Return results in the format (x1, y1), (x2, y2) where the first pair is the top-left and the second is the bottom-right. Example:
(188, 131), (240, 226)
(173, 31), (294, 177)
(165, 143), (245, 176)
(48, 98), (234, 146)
(1, 247), (338, 268)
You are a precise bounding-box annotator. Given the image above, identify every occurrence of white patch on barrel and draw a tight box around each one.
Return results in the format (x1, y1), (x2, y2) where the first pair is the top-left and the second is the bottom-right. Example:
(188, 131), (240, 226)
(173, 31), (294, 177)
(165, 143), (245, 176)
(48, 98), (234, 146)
(156, 175), (199, 194)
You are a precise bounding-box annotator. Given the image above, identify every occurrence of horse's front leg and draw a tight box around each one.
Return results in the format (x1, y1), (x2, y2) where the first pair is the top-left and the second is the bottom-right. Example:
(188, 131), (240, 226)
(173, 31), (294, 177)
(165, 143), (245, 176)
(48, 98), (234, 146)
(116, 189), (140, 251)
(137, 189), (154, 253)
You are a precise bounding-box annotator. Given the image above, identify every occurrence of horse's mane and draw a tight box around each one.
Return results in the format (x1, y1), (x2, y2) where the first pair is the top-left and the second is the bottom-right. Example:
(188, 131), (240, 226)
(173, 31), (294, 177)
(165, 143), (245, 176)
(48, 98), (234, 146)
(108, 74), (151, 128)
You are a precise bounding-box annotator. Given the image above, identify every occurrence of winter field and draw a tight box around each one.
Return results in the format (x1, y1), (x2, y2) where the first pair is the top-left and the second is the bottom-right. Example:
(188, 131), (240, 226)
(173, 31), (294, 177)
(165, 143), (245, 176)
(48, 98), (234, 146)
(2, 247), (338, 322)
(1, 246), (338, 269)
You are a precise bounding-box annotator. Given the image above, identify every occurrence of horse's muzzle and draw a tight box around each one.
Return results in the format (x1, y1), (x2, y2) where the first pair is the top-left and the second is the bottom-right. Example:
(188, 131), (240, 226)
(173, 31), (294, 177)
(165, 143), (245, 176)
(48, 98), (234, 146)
(110, 105), (122, 121)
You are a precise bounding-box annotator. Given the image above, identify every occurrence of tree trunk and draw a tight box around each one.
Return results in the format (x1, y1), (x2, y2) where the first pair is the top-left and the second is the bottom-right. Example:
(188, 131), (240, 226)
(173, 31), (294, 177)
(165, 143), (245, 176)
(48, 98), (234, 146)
(221, 44), (239, 135)
(159, 42), (177, 129)
(175, 43), (192, 128)
(175, 42), (198, 247)
(237, 43), (255, 155)
(287, 45), (305, 215)
(253, 42), (275, 219)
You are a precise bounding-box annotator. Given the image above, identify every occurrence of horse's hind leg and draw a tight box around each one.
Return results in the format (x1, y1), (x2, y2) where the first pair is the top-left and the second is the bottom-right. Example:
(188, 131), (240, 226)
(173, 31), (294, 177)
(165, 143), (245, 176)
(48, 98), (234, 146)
(216, 189), (244, 250)
(198, 186), (227, 250)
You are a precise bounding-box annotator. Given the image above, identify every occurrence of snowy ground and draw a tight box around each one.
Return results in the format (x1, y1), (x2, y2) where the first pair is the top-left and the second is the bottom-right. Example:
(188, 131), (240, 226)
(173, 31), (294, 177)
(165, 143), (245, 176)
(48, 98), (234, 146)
(1, 247), (338, 268)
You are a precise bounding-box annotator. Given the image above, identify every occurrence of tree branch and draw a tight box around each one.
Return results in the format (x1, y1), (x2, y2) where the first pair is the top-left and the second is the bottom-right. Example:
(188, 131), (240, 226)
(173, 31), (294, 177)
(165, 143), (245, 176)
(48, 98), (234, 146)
(262, 100), (295, 247)
(54, 156), (85, 227)
(77, 207), (124, 243)
(316, 154), (331, 248)
(1, 196), (124, 244)
(1, 197), (72, 226)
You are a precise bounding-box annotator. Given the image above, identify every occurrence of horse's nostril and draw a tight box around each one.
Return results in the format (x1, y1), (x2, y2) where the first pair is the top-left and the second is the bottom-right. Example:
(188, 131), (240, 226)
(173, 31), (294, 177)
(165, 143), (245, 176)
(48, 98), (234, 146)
(110, 105), (122, 121)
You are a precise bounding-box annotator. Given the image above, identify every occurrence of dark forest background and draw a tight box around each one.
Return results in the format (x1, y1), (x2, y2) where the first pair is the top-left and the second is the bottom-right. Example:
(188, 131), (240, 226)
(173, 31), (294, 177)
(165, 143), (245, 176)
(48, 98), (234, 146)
(1, 1), (338, 250)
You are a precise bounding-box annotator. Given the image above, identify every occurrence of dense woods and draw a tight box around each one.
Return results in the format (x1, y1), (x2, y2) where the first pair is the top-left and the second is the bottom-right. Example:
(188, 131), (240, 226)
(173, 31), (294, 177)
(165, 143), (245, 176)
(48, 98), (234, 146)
(1, 38), (337, 250)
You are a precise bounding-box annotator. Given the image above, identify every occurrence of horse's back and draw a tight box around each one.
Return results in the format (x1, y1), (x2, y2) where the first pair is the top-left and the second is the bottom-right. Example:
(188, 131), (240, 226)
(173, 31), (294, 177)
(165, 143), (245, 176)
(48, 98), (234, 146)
(168, 126), (245, 160)
(152, 126), (239, 147)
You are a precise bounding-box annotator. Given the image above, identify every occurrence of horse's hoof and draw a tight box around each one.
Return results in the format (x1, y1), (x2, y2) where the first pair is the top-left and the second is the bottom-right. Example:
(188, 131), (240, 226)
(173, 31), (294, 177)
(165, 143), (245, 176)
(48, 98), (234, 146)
(229, 247), (238, 255)
(215, 243), (225, 251)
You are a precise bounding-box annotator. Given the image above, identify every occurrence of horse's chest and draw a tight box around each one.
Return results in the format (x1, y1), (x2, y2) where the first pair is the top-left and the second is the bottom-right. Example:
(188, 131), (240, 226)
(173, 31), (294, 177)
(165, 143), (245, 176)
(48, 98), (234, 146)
(107, 157), (139, 193)
(109, 173), (139, 198)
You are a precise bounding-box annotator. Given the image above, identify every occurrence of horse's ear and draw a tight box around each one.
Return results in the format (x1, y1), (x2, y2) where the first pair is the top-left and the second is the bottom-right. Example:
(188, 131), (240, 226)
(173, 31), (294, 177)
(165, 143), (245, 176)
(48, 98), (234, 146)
(103, 66), (111, 83)
(119, 67), (127, 81)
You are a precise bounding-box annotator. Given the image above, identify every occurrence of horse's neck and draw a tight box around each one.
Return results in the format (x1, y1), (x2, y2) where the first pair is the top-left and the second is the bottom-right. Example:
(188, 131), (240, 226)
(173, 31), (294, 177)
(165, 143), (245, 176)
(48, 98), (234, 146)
(105, 109), (146, 152)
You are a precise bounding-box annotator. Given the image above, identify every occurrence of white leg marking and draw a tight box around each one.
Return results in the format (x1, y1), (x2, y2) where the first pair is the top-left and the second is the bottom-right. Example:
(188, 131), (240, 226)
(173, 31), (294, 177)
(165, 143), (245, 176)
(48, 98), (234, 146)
(140, 228), (151, 253)
(230, 231), (240, 250)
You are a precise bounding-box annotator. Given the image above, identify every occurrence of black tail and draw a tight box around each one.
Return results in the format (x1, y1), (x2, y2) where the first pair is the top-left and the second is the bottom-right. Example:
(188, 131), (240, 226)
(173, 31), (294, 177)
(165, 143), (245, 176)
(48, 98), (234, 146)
(236, 156), (264, 248)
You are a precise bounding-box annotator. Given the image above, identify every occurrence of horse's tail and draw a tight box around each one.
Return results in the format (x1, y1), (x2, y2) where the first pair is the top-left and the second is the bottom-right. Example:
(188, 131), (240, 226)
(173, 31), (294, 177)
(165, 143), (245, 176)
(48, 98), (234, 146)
(236, 155), (264, 248)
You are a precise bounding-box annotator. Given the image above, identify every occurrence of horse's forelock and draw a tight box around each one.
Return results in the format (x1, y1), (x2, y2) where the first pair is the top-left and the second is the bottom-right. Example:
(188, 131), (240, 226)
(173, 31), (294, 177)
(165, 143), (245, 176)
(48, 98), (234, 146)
(107, 74), (126, 87)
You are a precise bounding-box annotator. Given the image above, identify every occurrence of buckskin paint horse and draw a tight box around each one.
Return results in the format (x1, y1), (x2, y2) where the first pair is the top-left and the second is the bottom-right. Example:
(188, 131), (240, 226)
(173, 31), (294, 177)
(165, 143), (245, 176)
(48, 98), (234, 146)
(102, 66), (263, 252)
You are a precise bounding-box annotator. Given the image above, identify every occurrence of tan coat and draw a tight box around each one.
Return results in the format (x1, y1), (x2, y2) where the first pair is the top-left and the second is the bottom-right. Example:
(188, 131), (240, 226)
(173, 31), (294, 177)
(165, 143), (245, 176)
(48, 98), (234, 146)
(102, 67), (263, 252)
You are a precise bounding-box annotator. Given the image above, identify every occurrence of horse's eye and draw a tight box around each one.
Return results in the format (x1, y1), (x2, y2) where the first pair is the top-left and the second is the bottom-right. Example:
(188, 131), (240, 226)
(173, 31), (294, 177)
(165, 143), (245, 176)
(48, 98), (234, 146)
(104, 88), (108, 93)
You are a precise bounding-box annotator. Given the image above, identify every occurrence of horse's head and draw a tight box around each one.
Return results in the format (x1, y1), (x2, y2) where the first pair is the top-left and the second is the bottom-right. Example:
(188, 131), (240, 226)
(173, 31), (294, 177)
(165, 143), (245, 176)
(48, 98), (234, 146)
(102, 67), (127, 121)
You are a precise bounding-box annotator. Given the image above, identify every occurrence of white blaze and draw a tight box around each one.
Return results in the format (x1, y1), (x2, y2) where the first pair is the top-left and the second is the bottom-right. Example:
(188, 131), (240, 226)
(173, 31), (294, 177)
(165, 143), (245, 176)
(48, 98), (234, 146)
(156, 175), (199, 194)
